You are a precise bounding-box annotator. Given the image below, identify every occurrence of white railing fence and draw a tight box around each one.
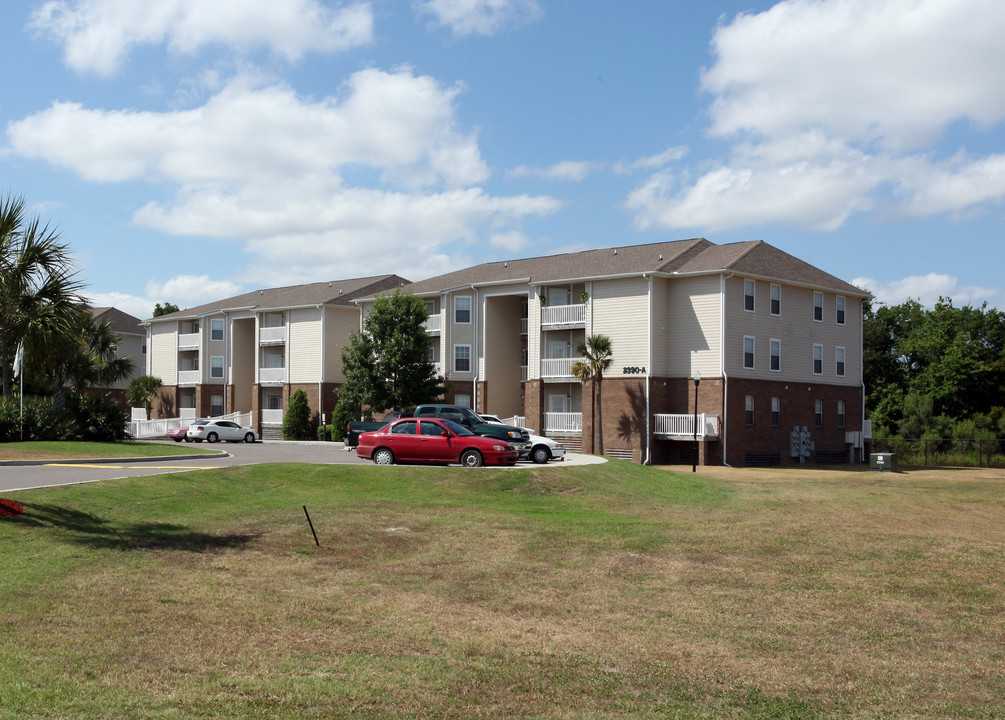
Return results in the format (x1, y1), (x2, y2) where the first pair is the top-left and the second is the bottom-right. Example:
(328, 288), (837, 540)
(541, 304), (587, 326)
(177, 332), (200, 349)
(259, 326), (285, 344)
(259, 367), (286, 383)
(130, 411), (254, 438)
(261, 409), (284, 425)
(653, 413), (720, 438)
(177, 369), (200, 384)
(540, 357), (584, 378)
(423, 315), (442, 333)
(544, 412), (583, 434)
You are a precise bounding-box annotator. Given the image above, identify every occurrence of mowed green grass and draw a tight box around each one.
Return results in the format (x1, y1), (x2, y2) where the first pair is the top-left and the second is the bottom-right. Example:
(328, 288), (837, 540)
(0, 462), (1002, 719)
(0, 440), (221, 461)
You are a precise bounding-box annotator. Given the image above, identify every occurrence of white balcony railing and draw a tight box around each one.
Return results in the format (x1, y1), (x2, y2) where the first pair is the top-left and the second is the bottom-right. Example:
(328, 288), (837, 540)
(423, 315), (442, 333)
(520, 317), (528, 334)
(178, 332), (200, 349)
(541, 303), (586, 327)
(180, 408), (197, 420)
(261, 409), (284, 425)
(259, 326), (285, 344)
(540, 357), (584, 379)
(177, 369), (200, 384)
(521, 365), (528, 381)
(544, 412), (583, 434)
(259, 367), (286, 383)
(653, 413), (720, 438)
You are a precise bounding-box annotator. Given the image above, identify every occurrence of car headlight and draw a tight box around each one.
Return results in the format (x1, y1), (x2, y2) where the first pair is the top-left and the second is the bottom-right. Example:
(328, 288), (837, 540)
(506, 431), (519, 438)
(491, 445), (508, 451)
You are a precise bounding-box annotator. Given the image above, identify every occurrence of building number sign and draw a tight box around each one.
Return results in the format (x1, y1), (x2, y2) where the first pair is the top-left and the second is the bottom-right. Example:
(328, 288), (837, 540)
(622, 366), (646, 375)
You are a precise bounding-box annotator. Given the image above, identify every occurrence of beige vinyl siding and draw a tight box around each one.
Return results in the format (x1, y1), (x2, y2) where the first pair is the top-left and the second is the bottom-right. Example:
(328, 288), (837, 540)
(665, 275), (721, 379)
(650, 277), (671, 376)
(149, 323), (177, 381)
(446, 291), (475, 380)
(288, 308), (323, 383)
(592, 277), (649, 375)
(324, 307), (358, 383)
(105, 333), (144, 389)
(723, 277), (861, 385)
(526, 292), (541, 380)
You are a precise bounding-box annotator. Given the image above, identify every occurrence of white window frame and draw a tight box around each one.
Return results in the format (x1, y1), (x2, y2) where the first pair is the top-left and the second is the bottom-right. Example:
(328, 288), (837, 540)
(813, 291), (824, 322)
(743, 335), (755, 370)
(745, 395), (754, 426)
(454, 393), (471, 409)
(211, 318), (224, 341)
(813, 344), (823, 375)
(453, 344), (472, 373)
(837, 400), (846, 429)
(770, 339), (781, 372)
(210, 394), (224, 416)
(210, 355), (225, 379)
(836, 295), (846, 325)
(771, 396), (780, 427)
(454, 295), (472, 324)
(815, 399), (823, 428)
(770, 283), (781, 316)
(743, 279), (755, 312)
(836, 346), (846, 377)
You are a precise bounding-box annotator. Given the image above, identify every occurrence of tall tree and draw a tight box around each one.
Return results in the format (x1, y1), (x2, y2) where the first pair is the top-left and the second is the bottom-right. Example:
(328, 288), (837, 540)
(338, 290), (442, 416)
(126, 375), (163, 418)
(572, 333), (614, 456)
(153, 302), (179, 317)
(0, 193), (86, 397)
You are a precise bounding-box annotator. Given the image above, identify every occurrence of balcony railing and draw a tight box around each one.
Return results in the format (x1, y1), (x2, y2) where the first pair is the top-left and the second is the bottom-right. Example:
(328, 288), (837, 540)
(423, 315), (442, 333)
(544, 412), (583, 434)
(540, 357), (584, 379)
(177, 369), (200, 384)
(541, 303), (586, 327)
(261, 409), (284, 425)
(259, 367), (286, 383)
(654, 413), (720, 438)
(521, 365), (528, 381)
(259, 326), (285, 344)
(178, 332), (200, 349)
(520, 317), (528, 334)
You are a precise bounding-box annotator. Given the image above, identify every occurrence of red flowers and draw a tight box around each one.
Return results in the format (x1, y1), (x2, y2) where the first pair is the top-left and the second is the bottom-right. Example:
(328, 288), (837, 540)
(0, 498), (24, 516)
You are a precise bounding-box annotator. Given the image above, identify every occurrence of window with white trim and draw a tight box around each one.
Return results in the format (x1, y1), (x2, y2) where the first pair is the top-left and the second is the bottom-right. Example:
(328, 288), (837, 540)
(771, 396), (780, 427)
(813, 344), (823, 375)
(211, 318), (224, 341)
(836, 346), (846, 377)
(770, 283), (781, 316)
(815, 399), (823, 428)
(770, 339), (781, 372)
(453, 344), (471, 373)
(455, 394), (471, 409)
(836, 295), (846, 325)
(837, 400), (846, 429)
(813, 292), (824, 322)
(745, 395), (754, 426)
(454, 296), (471, 324)
(210, 394), (224, 416)
(743, 336), (755, 369)
(743, 279), (755, 312)
(210, 355), (225, 379)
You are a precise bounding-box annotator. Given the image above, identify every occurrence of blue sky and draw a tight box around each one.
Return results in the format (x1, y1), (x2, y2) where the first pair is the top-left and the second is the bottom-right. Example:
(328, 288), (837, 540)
(2, 0), (1004, 320)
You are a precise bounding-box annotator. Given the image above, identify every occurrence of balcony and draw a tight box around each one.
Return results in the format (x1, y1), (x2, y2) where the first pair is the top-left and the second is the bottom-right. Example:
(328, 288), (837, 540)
(541, 303), (586, 328)
(259, 367), (286, 384)
(544, 412), (583, 434)
(177, 369), (200, 385)
(423, 315), (442, 334)
(259, 326), (285, 345)
(178, 332), (200, 350)
(261, 409), (284, 425)
(540, 357), (584, 380)
(654, 413), (720, 439)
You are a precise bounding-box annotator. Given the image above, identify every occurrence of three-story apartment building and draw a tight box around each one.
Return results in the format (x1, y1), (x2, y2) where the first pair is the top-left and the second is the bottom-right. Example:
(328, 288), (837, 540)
(363, 238), (868, 466)
(144, 274), (407, 436)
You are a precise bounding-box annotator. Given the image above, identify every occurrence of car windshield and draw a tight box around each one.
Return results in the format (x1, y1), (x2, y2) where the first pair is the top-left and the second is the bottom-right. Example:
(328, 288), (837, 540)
(441, 420), (473, 436)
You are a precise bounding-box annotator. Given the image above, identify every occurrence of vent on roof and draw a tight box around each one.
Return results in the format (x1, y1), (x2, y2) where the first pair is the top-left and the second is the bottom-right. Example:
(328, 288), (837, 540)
(614, 249), (618, 255)
(659, 254), (662, 260)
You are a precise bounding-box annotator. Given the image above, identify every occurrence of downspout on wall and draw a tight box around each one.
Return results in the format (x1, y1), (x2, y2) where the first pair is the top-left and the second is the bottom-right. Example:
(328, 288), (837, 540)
(720, 272), (733, 467)
(645, 274), (652, 465)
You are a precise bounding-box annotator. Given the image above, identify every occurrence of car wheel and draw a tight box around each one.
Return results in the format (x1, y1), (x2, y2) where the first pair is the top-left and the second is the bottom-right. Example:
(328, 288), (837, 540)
(373, 448), (394, 465)
(184, 438), (192, 443)
(173, 438), (183, 443)
(531, 446), (551, 464)
(243, 433), (255, 443)
(460, 449), (483, 468)
(207, 432), (219, 443)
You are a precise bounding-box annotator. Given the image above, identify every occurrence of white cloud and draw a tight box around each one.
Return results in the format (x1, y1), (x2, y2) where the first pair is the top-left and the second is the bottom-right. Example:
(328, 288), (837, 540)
(488, 230), (529, 252)
(87, 274), (245, 320)
(852, 273), (1004, 309)
(508, 161), (597, 182)
(629, 0), (1005, 233)
(29, 0), (374, 75)
(415, 0), (541, 36)
(86, 291), (156, 322)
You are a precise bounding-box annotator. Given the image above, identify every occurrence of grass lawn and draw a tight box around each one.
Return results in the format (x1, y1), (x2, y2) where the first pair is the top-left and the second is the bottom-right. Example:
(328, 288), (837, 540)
(0, 440), (221, 461)
(0, 462), (1002, 719)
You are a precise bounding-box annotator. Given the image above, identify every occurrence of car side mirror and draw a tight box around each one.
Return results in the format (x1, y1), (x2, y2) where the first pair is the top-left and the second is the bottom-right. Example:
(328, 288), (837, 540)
(441, 431), (450, 437)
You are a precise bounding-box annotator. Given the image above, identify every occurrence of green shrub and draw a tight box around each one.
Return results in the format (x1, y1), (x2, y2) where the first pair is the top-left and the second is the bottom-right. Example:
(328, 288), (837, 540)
(282, 389), (313, 441)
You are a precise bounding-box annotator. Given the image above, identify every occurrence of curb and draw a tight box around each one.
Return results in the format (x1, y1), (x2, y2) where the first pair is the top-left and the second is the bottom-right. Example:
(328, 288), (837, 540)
(0, 451), (229, 467)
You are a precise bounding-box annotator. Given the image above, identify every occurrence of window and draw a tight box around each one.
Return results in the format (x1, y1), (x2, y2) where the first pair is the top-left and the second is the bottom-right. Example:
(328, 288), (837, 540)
(210, 356), (225, 379)
(265, 353), (283, 368)
(836, 346), (846, 377)
(744, 279), (755, 312)
(141, 338), (147, 354)
(771, 397), (780, 427)
(745, 395), (754, 426)
(836, 296), (846, 325)
(813, 344), (823, 375)
(770, 339), (781, 372)
(424, 299), (436, 315)
(211, 318), (224, 341)
(210, 394), (224, 416)
(427, 345), (436, 362)
(454, 394), (471, 409)
(813, 292), (823, 322)
(455, 295), (471, 324)
(264, 313), (284, 328)
(421, 421), (444, 436)
(743, 336), (755, 369)
(770, 284), (781, 316)
(391, 421), (418, 435)
(815, 399), (823, 428)
(266, 394), (282, 410)
(453, 344), (471, 373)
(837, 400), (846, 429)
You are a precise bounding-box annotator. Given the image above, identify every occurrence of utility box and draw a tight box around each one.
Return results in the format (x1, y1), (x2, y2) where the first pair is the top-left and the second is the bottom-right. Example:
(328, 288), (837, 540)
(870, 452), (896, 472)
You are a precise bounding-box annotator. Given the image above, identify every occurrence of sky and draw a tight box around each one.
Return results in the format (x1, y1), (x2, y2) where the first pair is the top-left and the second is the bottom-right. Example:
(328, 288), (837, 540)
(2, 0), (1004, 321)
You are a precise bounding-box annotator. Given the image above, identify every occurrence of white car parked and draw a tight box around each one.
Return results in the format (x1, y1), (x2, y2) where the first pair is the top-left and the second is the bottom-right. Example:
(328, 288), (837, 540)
(186, 419), (258, 443)
(526, 434), (564, 464)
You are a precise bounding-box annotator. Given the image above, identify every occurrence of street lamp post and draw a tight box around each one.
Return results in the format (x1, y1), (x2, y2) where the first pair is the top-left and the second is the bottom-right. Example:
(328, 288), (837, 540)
(692, 370), (701, 473)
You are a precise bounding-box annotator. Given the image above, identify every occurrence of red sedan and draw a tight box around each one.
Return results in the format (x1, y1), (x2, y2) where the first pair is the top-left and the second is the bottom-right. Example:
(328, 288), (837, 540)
(356, 417), (518, 467)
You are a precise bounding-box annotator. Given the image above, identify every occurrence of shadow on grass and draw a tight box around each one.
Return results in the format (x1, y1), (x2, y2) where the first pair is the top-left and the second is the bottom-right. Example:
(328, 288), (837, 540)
(10, 503), (259, 552)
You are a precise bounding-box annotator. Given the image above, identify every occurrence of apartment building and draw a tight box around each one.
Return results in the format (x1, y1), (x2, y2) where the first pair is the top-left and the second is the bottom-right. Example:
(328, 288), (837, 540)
(365, 238), (868, 466)
(144, 274), (407, 436)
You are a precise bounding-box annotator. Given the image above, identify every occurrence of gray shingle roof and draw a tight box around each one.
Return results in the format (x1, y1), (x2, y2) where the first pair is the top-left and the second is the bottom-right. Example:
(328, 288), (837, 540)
(90, 306), (144, 335)
(146, 274), (409, 322)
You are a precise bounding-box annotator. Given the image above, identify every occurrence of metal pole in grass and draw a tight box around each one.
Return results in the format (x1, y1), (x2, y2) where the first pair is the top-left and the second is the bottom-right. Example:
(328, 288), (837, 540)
(303, 505), (320, 547)
(692, 369), (701, 473)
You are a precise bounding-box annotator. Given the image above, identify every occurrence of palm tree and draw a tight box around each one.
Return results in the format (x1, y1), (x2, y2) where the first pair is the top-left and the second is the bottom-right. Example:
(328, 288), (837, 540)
(0, 193), (86, 398)
(40, 312), (136, 408)
(571, 333), (614, 455)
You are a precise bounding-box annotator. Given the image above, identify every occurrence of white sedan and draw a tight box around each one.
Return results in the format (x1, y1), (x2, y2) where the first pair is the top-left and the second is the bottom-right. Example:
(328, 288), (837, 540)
(186, 419), (258, 443)
(526, 434), (564, 464)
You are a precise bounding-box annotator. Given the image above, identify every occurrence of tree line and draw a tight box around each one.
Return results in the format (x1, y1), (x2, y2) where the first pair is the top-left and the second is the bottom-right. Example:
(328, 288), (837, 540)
(864, 297), (1005, 439)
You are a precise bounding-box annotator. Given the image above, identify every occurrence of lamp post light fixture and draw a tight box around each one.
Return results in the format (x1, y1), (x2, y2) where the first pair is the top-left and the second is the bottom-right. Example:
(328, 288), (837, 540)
(692, 369), (701, 473)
